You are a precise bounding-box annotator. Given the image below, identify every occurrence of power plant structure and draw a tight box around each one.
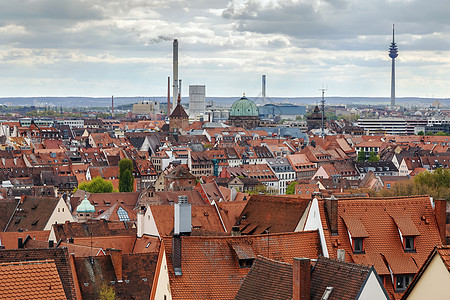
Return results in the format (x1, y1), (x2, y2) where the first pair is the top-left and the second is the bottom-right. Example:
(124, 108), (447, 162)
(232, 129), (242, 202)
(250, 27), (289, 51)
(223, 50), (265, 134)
(189, 85), (206, 120)
(389, 25), (399, 107)
(172, 39), (179, 113)
(262, 75), (266, 105)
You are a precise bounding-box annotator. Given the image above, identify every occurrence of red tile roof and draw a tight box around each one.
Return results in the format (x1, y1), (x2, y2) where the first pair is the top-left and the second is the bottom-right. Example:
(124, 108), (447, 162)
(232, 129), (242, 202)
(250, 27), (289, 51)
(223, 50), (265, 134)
(317, 195), (443, 299)
(0, 248), (78, 299)
(163, 231), (322, 299)
(236, 194), (310, 235)
(0, 260), (66, 300)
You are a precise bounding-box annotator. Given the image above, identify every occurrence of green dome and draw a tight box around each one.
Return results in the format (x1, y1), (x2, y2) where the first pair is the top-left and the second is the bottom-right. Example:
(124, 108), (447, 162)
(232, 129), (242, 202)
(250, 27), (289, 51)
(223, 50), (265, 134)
(76, 195), (95, 213)
(229, 96), (259, 117)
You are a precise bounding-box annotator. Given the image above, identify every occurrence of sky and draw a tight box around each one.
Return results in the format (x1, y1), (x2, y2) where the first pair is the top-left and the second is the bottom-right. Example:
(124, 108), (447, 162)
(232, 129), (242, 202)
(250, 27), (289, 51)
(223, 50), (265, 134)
(0, 0), (449, 99)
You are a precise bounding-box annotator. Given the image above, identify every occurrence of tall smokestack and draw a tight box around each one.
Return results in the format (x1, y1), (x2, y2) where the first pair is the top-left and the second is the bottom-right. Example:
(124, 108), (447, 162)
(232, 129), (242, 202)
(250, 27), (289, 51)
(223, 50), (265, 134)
(173, 39), (179, 107)
(167, 76), (171, 116)
(262, 75), (266, 105)
(111, 95), (114, 117)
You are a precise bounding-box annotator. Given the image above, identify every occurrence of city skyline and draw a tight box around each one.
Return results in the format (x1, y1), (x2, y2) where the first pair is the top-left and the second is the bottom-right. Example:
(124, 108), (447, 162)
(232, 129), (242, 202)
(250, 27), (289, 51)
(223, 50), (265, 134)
(0, 0), (449, 99)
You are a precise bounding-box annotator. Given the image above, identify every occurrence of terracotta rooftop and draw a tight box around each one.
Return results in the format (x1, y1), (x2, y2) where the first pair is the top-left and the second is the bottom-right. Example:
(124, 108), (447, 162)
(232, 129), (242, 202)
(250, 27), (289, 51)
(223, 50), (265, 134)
(148, 204), (227, 236)
(235, 256), (293, 300)
(163, 230), (322, 300)
(310, 256), (383, 300)
(52, 220), (136, 240)
(236, 194), (310, 235)
(0, 260), (66, 300)
(5, 196), (60, 232)
(0, 247), (77, 299)
(316, 195), (443, 299)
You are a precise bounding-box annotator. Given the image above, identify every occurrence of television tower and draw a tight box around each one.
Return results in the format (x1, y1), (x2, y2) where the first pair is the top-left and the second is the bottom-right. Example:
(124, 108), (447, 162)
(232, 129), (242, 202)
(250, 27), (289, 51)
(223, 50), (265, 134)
(319, 87), (327, 138)
(389, 24), (398, 107)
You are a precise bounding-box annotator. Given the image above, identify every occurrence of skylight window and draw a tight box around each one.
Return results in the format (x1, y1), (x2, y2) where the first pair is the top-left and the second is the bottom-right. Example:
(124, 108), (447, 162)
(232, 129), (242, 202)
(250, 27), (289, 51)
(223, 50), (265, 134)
(117, 207), (130, 221)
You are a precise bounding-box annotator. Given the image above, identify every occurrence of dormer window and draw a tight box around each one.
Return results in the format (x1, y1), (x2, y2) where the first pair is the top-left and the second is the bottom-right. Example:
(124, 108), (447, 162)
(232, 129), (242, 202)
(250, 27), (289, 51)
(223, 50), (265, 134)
(353, 238), (364, 253)
(391, 215), (420, 253)
(404, 237), (414, 251)
(342, 215), (368, 254)
(396, 275), (413, 292)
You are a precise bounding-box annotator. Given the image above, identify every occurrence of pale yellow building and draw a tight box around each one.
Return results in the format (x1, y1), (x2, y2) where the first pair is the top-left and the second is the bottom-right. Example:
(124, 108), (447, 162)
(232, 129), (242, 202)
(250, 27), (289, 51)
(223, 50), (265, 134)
(401, 245), (450, 300)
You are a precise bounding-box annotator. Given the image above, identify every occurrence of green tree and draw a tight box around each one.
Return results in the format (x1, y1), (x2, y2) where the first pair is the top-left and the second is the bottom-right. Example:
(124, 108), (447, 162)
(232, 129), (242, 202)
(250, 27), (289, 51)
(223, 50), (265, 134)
(425, 131), (434, 136)
(377, 168), (450, 200)
(119, 158), (134, 192)
(435, 131), (448, 136)
(368, 152), (380, 162)
(357, 150), (367, 162)
(286, 181), (298, 195)
(77, 176), (114, 193)
(417, 131), (424, 136)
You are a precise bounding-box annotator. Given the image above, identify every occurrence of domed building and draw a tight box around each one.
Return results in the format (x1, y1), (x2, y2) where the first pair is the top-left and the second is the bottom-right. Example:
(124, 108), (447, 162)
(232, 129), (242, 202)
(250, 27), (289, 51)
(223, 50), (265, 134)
(76, 194), (95, 222)
(228, 94), (260, 129)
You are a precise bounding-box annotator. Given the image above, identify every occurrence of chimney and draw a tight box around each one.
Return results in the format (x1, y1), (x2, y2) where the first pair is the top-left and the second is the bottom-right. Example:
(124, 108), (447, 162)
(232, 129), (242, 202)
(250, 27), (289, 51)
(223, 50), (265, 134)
(293, 257), (310, 300)
(107, 249), (123, 282)
(167, 76), (171, 117)
(137, 206), (146, 238)
(18, 238), (23, 249)
(325, 195), (338, 235)
(174, 196), (191, 236)
(231, 226), (241, 236)
(434, 199), (446, 244)
(337, 249), (345, 262)
(172, 235), (182, 276)
(173, 39), (179, 107)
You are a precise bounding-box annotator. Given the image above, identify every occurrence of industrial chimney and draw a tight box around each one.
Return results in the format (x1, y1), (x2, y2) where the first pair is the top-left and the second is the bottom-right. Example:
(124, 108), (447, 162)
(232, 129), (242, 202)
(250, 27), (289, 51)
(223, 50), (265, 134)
(173, 39), (179, 108)
(262, 75), (266, 105)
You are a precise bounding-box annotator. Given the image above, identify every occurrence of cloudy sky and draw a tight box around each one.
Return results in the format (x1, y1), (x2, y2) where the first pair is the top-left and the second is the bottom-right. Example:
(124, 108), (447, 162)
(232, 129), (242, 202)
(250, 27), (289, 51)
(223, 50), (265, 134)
(0, 0), (449, 99)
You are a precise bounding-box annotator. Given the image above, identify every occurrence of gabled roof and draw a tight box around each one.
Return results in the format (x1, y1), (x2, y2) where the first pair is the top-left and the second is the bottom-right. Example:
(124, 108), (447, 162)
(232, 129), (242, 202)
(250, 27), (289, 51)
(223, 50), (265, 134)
(0, 247), (78, 299)
(236, 195), (310, 235)
(401, 245), (450, 299)
(236, 256), (388, 300)
(163, 231), (322, 300)
(148, 204), (227, 236)
(52, 220), (136, 240)
(316, 195), (443, 298)
(310, 256), (387, 300)
(0, 260), (66, 300)
(5, 196), (59, 232)
(235, 256), (293, 300)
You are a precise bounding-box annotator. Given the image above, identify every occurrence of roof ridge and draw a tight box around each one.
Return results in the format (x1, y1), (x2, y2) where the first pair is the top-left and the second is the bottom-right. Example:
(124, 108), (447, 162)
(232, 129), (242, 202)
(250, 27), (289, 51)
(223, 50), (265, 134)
(0, 259), (56, 267)
(316, 256), (371, 271)
(161, 230), (318, 240)
(255, 255), (293, 266)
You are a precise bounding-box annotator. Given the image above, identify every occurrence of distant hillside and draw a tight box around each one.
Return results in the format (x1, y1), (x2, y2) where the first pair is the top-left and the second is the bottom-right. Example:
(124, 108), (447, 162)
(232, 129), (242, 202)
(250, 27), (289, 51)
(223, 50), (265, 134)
(0, 96), (447, 108)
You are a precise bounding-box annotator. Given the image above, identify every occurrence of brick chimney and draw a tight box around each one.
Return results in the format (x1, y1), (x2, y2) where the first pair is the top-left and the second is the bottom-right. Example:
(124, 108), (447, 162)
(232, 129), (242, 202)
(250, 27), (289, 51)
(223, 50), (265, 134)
(325, 195), (338, 235)
(107, 249), (123, 282)
(434, 199), (446, 244)
(172, 235), (182, 276)
(293, 257), (310, 300)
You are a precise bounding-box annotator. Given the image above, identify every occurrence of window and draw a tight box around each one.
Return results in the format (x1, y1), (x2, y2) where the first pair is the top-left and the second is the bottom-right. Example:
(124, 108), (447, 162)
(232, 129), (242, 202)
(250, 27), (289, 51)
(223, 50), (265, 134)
(404, 237), (414, 251)
(396, 275), (412, 291)
(117, 207), (130, 221)
(353, 238), (364, 253)
(386, 183), (391, 189)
